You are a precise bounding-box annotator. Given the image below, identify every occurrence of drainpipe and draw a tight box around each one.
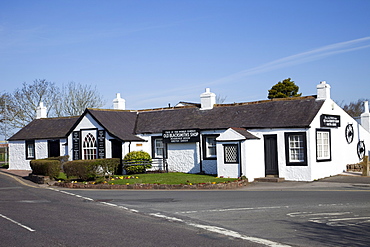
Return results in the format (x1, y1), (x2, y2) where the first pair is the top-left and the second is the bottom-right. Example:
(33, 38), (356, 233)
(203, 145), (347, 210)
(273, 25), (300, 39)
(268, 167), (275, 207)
(199, 139), (203, 174)
(239, 141), (242, 178)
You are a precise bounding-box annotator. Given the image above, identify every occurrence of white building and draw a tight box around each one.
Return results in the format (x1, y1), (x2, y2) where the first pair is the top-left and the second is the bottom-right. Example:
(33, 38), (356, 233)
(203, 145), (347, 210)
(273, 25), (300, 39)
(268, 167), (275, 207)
(8, 82), (370, 181)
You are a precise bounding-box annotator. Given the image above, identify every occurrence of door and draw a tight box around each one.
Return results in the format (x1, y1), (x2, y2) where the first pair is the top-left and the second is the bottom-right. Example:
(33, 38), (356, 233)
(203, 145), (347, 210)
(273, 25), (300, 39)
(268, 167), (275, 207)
(48, 140), (60, 157)
(111, 139), (123, 174)
(264, 135), (278, 176)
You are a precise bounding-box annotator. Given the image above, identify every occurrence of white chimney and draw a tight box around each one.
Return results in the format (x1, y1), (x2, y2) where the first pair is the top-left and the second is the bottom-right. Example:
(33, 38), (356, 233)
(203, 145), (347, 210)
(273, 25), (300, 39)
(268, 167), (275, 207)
(200, 88), (216, 110)
(361, 101), (370, 132)
(36, 102), (47, 119)
(113, 93), (126, 110)
(316, 81), (331, 100)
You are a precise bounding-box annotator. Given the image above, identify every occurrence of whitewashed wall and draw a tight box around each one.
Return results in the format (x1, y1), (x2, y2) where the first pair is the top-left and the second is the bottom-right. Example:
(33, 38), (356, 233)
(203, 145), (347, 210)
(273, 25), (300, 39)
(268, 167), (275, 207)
(9, 141), (30, 170)
(216, 141), (241, 178)
(243, 137), (265, 181)
(309, 99), (370, 181)
(167, 142), (200, 173)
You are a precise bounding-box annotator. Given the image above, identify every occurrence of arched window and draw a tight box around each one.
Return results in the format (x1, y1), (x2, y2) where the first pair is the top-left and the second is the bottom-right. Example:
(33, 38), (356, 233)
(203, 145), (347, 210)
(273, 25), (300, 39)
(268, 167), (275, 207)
(83, 133), (97, 160)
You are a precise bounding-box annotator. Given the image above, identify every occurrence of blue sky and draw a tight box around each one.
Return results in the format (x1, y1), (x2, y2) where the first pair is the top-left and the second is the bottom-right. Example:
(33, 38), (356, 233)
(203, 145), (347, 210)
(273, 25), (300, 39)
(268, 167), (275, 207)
(1, 0), (369, 110)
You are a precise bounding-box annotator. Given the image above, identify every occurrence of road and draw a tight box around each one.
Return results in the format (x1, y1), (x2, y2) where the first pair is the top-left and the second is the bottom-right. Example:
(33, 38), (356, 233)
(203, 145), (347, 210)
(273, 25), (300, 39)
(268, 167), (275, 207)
(1, 172), (370, 246)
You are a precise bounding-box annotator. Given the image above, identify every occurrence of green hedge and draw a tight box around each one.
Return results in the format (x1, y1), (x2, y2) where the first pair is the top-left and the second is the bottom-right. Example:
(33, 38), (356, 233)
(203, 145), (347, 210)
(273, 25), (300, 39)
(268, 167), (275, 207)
(123, 151), (152, 174)
(63, 158), (120, 180)
(30, 159), (60, 179)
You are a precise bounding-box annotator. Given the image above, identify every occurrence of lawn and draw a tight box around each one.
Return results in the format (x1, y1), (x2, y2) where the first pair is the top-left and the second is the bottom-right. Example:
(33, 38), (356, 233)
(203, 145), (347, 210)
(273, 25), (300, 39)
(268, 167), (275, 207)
(106, 173), (238, 185)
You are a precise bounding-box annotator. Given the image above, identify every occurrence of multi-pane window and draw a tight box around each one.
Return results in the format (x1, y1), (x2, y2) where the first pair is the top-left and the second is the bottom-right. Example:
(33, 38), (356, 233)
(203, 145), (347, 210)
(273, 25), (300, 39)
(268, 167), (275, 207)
(288, 135), (305, 162)
(204, 136), (217, 159)
(152, 137), (166, 158)
(316, 129), (331, 161)
(26, 140), (35, 159)
(83, 133), (97, 160)
(224, 144), (239, 163)
(285, 132), (307, 166)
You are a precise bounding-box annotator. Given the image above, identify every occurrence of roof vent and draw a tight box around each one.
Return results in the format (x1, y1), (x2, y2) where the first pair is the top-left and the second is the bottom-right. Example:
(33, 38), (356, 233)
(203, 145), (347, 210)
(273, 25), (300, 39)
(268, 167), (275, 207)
(200, 88), (216, 110)
(316, 81), (331, 100)
(361, 101), (370, 132)
(113, 93), (126, 110)
(36, 102), (47, 119)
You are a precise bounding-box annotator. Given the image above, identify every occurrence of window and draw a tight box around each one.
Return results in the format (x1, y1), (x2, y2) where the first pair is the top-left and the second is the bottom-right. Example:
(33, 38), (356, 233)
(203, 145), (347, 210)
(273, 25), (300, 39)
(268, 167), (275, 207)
(25, 140), (35, 160)
(224, 144), (239, 163)
(316, 129), (331, 161)
(285, 132), (307, 166)
(83, 133), (97, 160)
(203, 135), (218, 159)
(152, 137), (166, 158)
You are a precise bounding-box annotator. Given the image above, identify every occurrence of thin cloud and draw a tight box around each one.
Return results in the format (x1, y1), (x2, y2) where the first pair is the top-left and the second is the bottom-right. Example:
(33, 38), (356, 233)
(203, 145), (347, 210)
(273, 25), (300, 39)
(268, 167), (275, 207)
(206, 36), (370, 86)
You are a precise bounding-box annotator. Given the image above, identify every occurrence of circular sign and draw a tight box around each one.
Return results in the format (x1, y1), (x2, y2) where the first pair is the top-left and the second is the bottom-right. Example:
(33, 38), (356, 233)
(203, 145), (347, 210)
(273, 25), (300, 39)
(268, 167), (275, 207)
(345, 124), (354, 144)
(357, 141), (366, 160)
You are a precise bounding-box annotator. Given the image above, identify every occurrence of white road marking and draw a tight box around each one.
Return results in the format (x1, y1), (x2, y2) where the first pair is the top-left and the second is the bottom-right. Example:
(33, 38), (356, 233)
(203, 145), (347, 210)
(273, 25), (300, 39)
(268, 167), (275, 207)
(150, 213), (291, 247)
(49, 188), (291, 246)
(0, 213), (36, 232)
(177, 206), (286, 214)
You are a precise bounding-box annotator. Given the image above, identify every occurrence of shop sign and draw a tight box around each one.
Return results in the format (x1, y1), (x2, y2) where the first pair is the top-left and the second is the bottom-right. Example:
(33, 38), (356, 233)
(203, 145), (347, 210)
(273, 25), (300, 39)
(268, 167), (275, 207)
(320, 114), (340, 127)
(97, 130), (105, 159)
(72, 131), (81, 160)
(162, 129), (200, 143)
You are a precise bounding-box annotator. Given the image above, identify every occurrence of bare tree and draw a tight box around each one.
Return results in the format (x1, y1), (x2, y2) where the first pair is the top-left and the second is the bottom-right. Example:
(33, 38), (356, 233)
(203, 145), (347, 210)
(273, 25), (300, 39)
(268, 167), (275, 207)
(55, 81), (105, 117)
(216, 94), (227, 104)
(338, 98), (370, 118)
(8, 79), (59, 128)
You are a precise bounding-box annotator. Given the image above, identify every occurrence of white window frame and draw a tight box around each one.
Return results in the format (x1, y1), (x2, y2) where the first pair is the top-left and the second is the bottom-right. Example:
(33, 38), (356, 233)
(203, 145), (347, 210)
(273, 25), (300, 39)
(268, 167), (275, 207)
(152, 137), (166, 159)
(203, 135), (217, 159)
(316, 129), (331, 161)
(285, 132), (307, 166)
(26, 140), (35, 160)
(83, 132), (97, 160)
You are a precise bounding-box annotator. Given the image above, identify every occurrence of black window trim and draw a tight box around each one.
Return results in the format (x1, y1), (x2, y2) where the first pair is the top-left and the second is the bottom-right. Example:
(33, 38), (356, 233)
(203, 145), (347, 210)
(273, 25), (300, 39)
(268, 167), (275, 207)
(25, 140), (35, 160)
(284, 132), (308, 166)
(202, 134), (219, 160)
(223, 143), (239, 164)
(316, 128), (332, 162)
(151, 136), (167, 159)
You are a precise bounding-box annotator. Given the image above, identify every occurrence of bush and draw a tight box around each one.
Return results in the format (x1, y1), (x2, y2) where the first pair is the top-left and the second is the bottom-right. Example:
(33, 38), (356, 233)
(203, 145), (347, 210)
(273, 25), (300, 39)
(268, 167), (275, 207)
(123, 151), (152, 174)
(63, 158), (120, 181)
(30, 159), (60, 179)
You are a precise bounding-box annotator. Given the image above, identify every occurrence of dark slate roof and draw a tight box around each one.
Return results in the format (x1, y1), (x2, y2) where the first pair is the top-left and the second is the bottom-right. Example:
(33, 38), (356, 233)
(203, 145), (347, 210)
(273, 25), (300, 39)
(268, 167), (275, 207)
(79, 109), (143, 142)
(230, 128), (260, 139)
(135, 97), (324, 133)
(8, 117), (79, 141)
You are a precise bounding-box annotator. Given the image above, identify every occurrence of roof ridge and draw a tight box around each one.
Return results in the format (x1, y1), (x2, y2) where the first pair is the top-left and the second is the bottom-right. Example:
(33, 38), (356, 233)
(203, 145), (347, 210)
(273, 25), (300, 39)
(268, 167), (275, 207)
(215, 95), (316, 107)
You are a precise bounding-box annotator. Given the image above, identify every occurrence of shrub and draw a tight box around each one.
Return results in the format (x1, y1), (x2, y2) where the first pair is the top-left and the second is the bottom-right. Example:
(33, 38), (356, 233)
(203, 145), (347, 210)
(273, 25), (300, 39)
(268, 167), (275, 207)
(63, 160), (98, 181)
(30, 159), (60, 179)
(123, 151), (152, 174)
(63, 158), (120, 180)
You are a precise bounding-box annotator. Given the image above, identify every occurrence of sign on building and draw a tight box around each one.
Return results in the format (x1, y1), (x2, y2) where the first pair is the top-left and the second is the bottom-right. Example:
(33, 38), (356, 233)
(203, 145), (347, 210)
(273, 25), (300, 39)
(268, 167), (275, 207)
(162, 129), (200, 143)
(320, 114), (341, 128)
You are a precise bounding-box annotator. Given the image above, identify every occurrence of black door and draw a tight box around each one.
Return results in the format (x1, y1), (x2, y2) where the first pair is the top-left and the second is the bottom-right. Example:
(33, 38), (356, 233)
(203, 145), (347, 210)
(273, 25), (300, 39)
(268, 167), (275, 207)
(48, 140), (60, 157)
(111, 139), (123, 174)
(264, 135), (278, 176)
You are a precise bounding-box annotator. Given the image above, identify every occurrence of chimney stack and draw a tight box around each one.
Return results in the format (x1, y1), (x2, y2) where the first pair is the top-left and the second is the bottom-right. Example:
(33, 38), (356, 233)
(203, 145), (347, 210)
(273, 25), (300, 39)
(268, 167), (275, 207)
(361, 101), (370, 132)
(200, 88), (216, 110)
(316, 81), (331, 100)
(113, 93), (126, 110)
(36, 102), (47, 119)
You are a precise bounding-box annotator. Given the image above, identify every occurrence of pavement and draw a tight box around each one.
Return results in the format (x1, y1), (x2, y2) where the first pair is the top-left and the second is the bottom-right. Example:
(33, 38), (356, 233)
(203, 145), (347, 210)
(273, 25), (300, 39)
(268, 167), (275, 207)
(1, 168), (370, 190)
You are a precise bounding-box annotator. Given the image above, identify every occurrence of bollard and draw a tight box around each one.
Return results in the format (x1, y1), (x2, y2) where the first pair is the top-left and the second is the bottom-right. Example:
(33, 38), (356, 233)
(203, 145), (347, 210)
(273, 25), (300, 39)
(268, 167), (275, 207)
(362, 156), (369, 176)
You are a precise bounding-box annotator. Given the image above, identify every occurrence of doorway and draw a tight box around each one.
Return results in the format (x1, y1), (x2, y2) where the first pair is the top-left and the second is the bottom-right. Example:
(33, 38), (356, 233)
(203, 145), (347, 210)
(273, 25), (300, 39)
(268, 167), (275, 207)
(264, 135), (278, 176)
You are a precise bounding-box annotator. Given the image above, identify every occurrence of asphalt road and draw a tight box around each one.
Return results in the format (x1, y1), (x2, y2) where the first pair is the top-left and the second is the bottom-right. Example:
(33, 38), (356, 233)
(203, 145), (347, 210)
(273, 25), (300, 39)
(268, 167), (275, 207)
(1, 172), (370, 247)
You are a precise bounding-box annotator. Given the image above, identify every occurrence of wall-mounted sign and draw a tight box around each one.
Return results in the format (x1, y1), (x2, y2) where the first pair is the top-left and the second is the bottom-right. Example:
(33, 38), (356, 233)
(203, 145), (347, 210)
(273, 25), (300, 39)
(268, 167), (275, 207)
(72, 131), (81, 160)
(97, 130), (105, 159)
(162, 129), (200, 143)
(320, 114), (341, 128)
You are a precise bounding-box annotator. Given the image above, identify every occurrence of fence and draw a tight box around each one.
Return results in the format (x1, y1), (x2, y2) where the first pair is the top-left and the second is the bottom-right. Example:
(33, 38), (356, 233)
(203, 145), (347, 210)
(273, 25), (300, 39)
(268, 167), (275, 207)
(122, 159), (168, 174)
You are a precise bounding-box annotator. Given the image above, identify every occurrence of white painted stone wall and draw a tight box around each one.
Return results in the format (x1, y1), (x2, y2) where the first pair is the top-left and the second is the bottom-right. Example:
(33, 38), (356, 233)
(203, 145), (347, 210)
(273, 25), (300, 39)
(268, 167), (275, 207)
(243, 138), (265, 181)
(167, 143), (200, 173)
(9, 141), (30, 170)
(216, 141), (241, 178)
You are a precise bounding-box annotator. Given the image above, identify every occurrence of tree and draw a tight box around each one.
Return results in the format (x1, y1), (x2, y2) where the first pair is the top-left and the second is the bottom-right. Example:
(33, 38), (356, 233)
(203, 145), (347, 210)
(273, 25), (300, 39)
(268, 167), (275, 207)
(1, 80), (105, 139)
(267, 78), (302, 99)
(9, 79), (59, 129)
(338, 99), (369, 118)
(54, 82), (105, 117)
